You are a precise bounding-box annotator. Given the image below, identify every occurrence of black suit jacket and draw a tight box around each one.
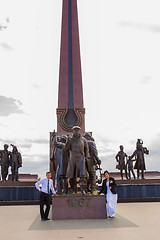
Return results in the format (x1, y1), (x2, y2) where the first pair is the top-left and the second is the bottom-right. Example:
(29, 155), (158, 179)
(99, 177), (117, 195)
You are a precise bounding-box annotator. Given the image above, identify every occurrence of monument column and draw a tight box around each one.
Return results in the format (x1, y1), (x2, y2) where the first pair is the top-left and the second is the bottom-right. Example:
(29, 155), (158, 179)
(57, 0), (85, 134)
(50, 0), (85, 177)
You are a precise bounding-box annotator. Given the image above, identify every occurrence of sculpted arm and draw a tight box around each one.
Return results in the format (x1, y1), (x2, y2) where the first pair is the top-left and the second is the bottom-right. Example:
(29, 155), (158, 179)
(90, 142), (101, 165)
(91, 142), (98, 158)
(143, 147), (149, 155)
(84, 138), (90, 159)
(130, 150), (136, 159)
(64, 137), (71, 151)
(115, 153), (119, 162)
(18, 153), (22, 167)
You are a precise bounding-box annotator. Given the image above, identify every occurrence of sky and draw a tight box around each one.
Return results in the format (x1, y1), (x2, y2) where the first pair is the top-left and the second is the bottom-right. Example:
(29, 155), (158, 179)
(0, 0), (160, 178)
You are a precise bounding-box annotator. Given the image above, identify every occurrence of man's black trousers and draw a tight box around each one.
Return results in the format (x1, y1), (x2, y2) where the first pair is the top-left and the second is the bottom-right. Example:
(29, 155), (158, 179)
(40, 192), (51, 219)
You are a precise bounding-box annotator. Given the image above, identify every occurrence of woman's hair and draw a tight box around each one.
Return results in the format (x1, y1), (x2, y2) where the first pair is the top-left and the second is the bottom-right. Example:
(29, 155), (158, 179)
(104, 170), (110, 175)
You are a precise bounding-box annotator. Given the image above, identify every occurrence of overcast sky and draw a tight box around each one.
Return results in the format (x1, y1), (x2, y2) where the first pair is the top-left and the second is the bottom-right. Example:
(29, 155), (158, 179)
(0, 0), (160, 178)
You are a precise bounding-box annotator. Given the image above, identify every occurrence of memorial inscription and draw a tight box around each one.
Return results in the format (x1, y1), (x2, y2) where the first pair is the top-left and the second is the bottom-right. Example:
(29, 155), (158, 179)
(66, 197), (91, 207)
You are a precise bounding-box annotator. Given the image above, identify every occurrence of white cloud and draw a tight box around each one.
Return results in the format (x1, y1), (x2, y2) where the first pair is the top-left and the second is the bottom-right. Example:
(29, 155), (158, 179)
(0, 95), (24, 116)
(0, 42), (13, 50)
(119, 22), (160, 34)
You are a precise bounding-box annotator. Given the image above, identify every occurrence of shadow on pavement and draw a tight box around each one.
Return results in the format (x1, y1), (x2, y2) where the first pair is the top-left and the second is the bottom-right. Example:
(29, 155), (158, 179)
(28, 213), (138, 231)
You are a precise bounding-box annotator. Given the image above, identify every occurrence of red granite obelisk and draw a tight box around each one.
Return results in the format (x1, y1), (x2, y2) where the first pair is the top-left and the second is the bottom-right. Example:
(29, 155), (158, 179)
(56, 0), (85, 134)
(50, 0), (85, 175)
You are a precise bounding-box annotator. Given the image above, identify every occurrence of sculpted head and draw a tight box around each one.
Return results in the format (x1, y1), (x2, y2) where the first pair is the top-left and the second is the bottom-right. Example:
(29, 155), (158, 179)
(72, 126), (81, 137)
(84, 132), (92, 141)
(60, 135), (68, 143)
(119, 145), (124, 151)
(136, 139), (143, 150)
(13, 146), (17, 152)
(4, 144), (9, 150)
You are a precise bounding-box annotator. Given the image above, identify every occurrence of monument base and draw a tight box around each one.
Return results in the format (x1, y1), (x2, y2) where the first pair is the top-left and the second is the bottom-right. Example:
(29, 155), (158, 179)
(52, 195), (107, 220)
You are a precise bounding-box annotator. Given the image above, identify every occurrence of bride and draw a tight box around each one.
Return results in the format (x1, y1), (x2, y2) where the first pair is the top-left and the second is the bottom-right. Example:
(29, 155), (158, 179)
(99, 170), (118, 218)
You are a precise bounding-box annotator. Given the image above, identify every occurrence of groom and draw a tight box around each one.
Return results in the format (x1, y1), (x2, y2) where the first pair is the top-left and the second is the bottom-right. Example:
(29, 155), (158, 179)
(35, 171), (56, 221)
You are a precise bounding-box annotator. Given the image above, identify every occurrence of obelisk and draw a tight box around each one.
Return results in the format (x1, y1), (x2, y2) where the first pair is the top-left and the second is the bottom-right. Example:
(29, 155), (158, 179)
(50, 0), (85, 175)
(56, 0), (85, 134)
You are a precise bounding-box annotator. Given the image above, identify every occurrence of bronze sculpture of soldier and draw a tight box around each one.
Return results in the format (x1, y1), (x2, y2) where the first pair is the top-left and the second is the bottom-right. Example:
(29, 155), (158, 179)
(65, 126), (90, 195)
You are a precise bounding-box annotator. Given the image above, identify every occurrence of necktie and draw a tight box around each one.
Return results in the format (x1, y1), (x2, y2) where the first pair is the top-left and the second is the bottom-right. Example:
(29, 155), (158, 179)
(48, 179), (50, 194)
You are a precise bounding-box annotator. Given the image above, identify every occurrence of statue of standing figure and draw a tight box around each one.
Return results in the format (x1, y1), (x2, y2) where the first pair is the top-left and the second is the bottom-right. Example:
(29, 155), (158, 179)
(130, 139), (149, 179)
(10, 145), (22, 181)
(84, 132), (101, 193)
(115, 145), (128, 180)
(126, 156), (136, 179)
(52, 133), (69, 195)
(65, 126), (90, 195)
(0, 144), (10, 182)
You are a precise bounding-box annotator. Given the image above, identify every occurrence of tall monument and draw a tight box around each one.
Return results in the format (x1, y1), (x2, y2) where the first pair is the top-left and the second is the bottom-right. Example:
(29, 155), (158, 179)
(50, 0), (85, 174)
(56, 0), (85, 134)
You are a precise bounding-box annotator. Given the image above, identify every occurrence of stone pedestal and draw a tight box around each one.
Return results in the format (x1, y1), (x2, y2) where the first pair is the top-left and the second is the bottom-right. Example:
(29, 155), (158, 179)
(52, 195), (107, 220)
(7, 173), (38, 182)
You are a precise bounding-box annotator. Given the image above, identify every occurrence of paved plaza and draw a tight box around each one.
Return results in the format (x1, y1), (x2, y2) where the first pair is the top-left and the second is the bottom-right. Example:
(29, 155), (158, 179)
(0, 202), (160, 240)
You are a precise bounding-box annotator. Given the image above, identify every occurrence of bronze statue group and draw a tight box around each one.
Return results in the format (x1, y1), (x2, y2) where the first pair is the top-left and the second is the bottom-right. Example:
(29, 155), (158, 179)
(0, 144), (22, 182)
(50, 126), (101, 195)
(116, 139), (149, 180)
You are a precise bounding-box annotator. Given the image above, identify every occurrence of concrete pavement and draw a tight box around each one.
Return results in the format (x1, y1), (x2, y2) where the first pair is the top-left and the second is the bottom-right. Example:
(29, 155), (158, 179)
(0, 203), (160, 240)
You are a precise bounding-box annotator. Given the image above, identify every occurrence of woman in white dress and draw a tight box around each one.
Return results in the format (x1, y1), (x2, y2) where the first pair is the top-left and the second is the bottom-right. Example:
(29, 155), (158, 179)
(99, 170), (118, 218)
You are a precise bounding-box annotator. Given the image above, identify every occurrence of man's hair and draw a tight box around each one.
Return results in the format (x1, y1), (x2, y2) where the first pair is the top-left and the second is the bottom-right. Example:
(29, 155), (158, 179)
(104, 170), (110, 175)
(46, 171), (51, 175)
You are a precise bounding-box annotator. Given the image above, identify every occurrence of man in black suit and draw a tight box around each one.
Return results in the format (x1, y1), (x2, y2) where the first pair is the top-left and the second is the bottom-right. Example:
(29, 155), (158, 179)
(35, 172), (57, 221)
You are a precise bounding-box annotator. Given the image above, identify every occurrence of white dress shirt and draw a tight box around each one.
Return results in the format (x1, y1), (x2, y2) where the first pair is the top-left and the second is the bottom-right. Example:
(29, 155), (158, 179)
(35, 178), (56, 194)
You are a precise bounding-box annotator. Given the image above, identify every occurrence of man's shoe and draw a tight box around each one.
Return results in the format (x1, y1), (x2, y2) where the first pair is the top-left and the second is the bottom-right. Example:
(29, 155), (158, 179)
(41, 218), (46, 221)
(46, 218), (50, 220)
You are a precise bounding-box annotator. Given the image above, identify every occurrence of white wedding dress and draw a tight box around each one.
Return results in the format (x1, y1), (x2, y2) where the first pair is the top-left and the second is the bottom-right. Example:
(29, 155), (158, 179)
(106, 181), (118, 217)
